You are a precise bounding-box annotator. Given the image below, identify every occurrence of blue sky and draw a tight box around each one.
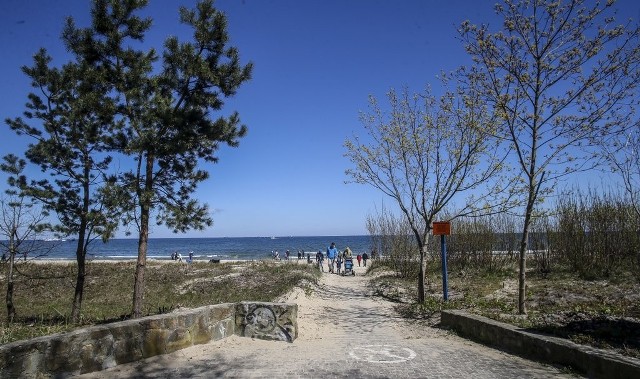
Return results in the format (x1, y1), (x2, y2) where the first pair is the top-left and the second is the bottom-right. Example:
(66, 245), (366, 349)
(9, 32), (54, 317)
(1, 1), (638, 238)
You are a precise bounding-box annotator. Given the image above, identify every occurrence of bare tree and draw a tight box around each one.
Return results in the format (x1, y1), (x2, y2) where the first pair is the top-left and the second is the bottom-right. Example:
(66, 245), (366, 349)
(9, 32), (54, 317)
(366, 203), (418, 279)
(345, 78), (509, 302)
(605, 129), (640, 218)
(603, 128), (640, 277)
(0, 155), (49, 322)
(460, 0), (640, 313)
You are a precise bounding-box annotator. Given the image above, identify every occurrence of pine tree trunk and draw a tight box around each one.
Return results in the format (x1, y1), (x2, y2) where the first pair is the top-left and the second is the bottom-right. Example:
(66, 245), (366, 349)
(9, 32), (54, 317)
(71, 175), (90, 323)
(132, 155), (154, 318)
(71, 232), (86, 323)
(132, 221), (148, 318)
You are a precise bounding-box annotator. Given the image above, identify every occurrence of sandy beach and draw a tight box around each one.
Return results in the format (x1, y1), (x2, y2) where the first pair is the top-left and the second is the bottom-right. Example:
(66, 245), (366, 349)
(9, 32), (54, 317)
(26, 257), (321, 265)
(26, 258), (253, 265)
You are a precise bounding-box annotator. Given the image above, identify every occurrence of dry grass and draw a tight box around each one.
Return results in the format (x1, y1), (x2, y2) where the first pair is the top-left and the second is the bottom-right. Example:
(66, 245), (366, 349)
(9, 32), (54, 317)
(0, 260), (319, 345)
(367, 259), (640, 359)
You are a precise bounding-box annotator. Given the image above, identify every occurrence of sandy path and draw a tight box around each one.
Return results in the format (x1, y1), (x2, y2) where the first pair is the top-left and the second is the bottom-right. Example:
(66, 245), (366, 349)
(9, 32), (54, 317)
(79, 264), (571, 378)
(282, 264), (441, 344)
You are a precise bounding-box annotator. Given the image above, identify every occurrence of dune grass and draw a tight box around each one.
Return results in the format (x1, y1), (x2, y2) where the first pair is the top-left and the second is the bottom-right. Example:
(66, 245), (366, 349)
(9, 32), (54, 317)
(0, 260), (319, 345)
(366, 258), (640, 359)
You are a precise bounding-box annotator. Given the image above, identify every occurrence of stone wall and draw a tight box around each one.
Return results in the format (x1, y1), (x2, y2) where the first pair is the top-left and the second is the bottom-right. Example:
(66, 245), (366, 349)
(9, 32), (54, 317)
(441, 310), (640, 379)
(0, 301), (297, 378)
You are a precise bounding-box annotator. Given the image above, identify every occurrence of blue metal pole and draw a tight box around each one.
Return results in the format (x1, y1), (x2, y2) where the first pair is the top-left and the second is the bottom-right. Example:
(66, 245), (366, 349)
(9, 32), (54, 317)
(441, 234), (448, 301)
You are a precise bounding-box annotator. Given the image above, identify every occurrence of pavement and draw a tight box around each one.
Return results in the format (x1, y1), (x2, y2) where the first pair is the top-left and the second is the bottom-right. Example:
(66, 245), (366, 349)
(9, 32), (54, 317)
(78, 264), (577, 378)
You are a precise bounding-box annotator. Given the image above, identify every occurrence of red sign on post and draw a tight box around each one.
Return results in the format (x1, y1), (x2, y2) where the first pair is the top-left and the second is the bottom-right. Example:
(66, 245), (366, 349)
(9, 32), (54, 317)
(432, 221), (451, 236)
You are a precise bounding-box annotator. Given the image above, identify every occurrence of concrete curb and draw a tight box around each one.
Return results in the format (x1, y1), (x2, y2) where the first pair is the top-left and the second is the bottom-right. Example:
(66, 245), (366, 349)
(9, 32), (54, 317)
(441, 310), (640, 379)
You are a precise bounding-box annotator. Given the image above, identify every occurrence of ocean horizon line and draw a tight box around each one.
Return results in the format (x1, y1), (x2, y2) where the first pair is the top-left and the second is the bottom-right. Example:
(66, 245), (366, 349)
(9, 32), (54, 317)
(14, 235), (375, 262)
(109, 234), (369, 239)
(35, 234), (370, 241)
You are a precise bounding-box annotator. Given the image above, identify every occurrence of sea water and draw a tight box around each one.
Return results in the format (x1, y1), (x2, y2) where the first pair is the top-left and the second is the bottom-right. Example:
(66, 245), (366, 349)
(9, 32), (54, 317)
(29, 235), (373, 261)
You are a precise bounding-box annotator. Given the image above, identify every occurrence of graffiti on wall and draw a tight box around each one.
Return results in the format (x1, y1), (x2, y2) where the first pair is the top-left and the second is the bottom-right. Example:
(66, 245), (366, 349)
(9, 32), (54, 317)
(239, 303), (296, 343)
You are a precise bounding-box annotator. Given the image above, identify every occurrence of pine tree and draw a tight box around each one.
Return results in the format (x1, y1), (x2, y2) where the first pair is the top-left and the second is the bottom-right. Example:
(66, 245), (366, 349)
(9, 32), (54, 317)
(7, 10), (125, 322)
(6, 43), (120, 322)
(65, 0), (253, 317)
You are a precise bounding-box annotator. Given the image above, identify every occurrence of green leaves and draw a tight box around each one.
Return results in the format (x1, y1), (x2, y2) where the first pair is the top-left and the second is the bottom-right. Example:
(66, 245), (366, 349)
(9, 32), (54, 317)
(6, 16), (120, 242)
(459, 0), (640, 314)
(56, 0), (253, 236)
(4, 0), (252, 321)
(345, 73), (507, 249)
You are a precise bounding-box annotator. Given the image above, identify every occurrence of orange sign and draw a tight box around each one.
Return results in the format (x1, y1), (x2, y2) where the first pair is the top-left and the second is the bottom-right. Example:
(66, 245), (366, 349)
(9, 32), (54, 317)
(432, 221), (451, 236)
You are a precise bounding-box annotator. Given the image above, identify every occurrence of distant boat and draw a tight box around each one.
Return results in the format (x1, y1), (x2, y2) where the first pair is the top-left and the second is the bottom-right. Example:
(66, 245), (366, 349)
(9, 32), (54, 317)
(44, 238), (67, 242)
(270, 236), (276, 240)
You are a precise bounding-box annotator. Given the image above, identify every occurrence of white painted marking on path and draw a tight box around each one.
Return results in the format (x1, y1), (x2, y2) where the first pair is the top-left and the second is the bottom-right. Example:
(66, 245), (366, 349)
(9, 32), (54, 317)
(349, 344), (417, 363)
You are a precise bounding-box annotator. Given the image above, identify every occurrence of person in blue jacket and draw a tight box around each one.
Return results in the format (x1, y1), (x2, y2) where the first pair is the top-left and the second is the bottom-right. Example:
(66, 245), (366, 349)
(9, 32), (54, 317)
(326, 242), (338, 273)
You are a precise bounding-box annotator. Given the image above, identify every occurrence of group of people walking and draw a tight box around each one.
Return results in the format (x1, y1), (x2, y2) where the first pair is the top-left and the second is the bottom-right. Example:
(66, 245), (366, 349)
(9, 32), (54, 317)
(170, 251), (194, 263)
(316, 242), (370, 274)
(272, 249), (306, 260)
(270, 243), (373, 274)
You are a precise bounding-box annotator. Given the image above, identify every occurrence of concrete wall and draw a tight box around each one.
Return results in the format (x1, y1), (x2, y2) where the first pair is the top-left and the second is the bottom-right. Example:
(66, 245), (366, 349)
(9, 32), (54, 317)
(441, 310), (640, 379)
(0, 301), (297, 378)
(235, 302), (298, 343)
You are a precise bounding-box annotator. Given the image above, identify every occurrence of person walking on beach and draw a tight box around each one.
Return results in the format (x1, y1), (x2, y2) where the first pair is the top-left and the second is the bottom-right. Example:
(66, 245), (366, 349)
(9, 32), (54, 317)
(326, 242), (338, 273)
(362, 251), (369, 267)
(356, 254), (362, 267)
(316, 250), (324, 272)
(336, 253), (343, 275)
